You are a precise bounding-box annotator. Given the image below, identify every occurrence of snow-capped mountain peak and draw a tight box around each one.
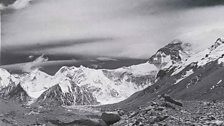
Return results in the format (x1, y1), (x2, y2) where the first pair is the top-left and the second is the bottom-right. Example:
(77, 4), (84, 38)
(20, 69), (57, 99)
(148, 40), (192, 69)
(0, 68), (20, 89)
(0, 60), (158, 105)
(0, 68), (11, 89)
(54, 65), (155, 104)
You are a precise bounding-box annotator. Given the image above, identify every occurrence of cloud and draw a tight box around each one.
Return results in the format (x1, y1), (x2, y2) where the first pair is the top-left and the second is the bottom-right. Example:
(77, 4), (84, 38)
(0, 0), (16, 6)
(4, 37), (114, 51)
(22, 54), (48, 72)
(180, 0), (224, 7)
(0, 0), (34, 10)
(2, 0), (224, 65)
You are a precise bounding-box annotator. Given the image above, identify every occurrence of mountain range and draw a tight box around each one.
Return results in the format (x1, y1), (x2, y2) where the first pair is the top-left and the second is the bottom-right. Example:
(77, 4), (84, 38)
(1, 38), (224, 109)
(0, 60), (158, 106)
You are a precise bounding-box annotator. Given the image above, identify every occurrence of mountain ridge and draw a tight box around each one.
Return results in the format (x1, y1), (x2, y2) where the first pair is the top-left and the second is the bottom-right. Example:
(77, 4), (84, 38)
(108, 38), (224, 110)
(1, 38), (224, 108)
(0, 62), (158, 106)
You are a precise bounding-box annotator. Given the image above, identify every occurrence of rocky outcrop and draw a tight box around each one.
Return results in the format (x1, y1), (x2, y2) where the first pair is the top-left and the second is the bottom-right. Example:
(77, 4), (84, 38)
(101, 112), (121, 125)
(0, 84), (31, 103)
(149, 40), (191, 68)
(36, 83), (99, 106)
(160, 94), (183, 107)
(114, 100), (224, 126)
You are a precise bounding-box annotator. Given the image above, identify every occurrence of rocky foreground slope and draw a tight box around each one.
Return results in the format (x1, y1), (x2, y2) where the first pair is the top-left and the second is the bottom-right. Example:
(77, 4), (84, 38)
(113, 99), (224, 126)
(1, 97), (224, 126)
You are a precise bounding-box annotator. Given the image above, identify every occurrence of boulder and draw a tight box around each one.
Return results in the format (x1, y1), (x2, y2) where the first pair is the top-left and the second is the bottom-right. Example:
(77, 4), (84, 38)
(48, 118), (107, 126)
(161, 94), (183, 107)
(101, 112), (121, 125)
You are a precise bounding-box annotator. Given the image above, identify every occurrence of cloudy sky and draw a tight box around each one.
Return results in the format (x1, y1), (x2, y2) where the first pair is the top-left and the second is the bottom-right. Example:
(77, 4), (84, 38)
(1, 0), (224, 65)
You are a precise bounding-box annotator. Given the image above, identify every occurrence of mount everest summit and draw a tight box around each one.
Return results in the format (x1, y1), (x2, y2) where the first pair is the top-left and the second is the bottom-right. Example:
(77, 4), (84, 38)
(113, 38), (224, 110)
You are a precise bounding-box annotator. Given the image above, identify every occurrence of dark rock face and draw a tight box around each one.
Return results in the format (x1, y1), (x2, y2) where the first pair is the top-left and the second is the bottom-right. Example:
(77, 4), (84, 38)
(72, 84), (99, 105)
(156, 69), (169, 79)
(0, 84), (16, 98)
(36, 83), (99, 106)
(161, 94), (183, 107)
(36, 84), (75, 106)
(148, 40), (191, 68)
(0, 84), (31, 103)
(101, 112), (121, 125)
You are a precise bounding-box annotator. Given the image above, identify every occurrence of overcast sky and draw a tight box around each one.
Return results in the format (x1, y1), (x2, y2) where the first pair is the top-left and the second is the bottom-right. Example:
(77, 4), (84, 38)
(1, 0), (224, 65)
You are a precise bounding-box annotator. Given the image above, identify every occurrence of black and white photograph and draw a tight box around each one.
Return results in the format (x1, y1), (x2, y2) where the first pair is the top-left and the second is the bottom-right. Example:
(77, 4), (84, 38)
(1, 0), (224, 125)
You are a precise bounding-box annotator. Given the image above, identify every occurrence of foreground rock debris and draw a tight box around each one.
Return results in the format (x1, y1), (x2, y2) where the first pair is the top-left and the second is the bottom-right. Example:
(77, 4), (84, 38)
(2, 98), (224, 126)
(114, 100), (224, 126)
(0, 99), (121, 126)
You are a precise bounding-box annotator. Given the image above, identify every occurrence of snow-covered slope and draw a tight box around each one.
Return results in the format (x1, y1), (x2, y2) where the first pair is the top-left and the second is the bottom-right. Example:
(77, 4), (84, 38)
(172, 38), (224, 76)
(152, 38), (224, 85)
(20, 69), (57, 99)
(0, 68), (11, 89)
(113, 63), (157, 76)
(0, 62), (158, 105)
(53, 64), (158, 104)
(0, 68), (20, 90)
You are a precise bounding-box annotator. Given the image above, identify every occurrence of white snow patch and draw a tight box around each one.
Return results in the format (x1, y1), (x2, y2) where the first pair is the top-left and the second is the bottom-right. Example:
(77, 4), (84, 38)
(0, 68), (11, 89)
(211, 85), (215, 90)
(175, 69), (194, 84)
(114, 63), (158, 76)
(217, 80), (222, 84)
(59, 79), (72, 93)
(218, 57), (224, 64)
(210, 80), (222, 90)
